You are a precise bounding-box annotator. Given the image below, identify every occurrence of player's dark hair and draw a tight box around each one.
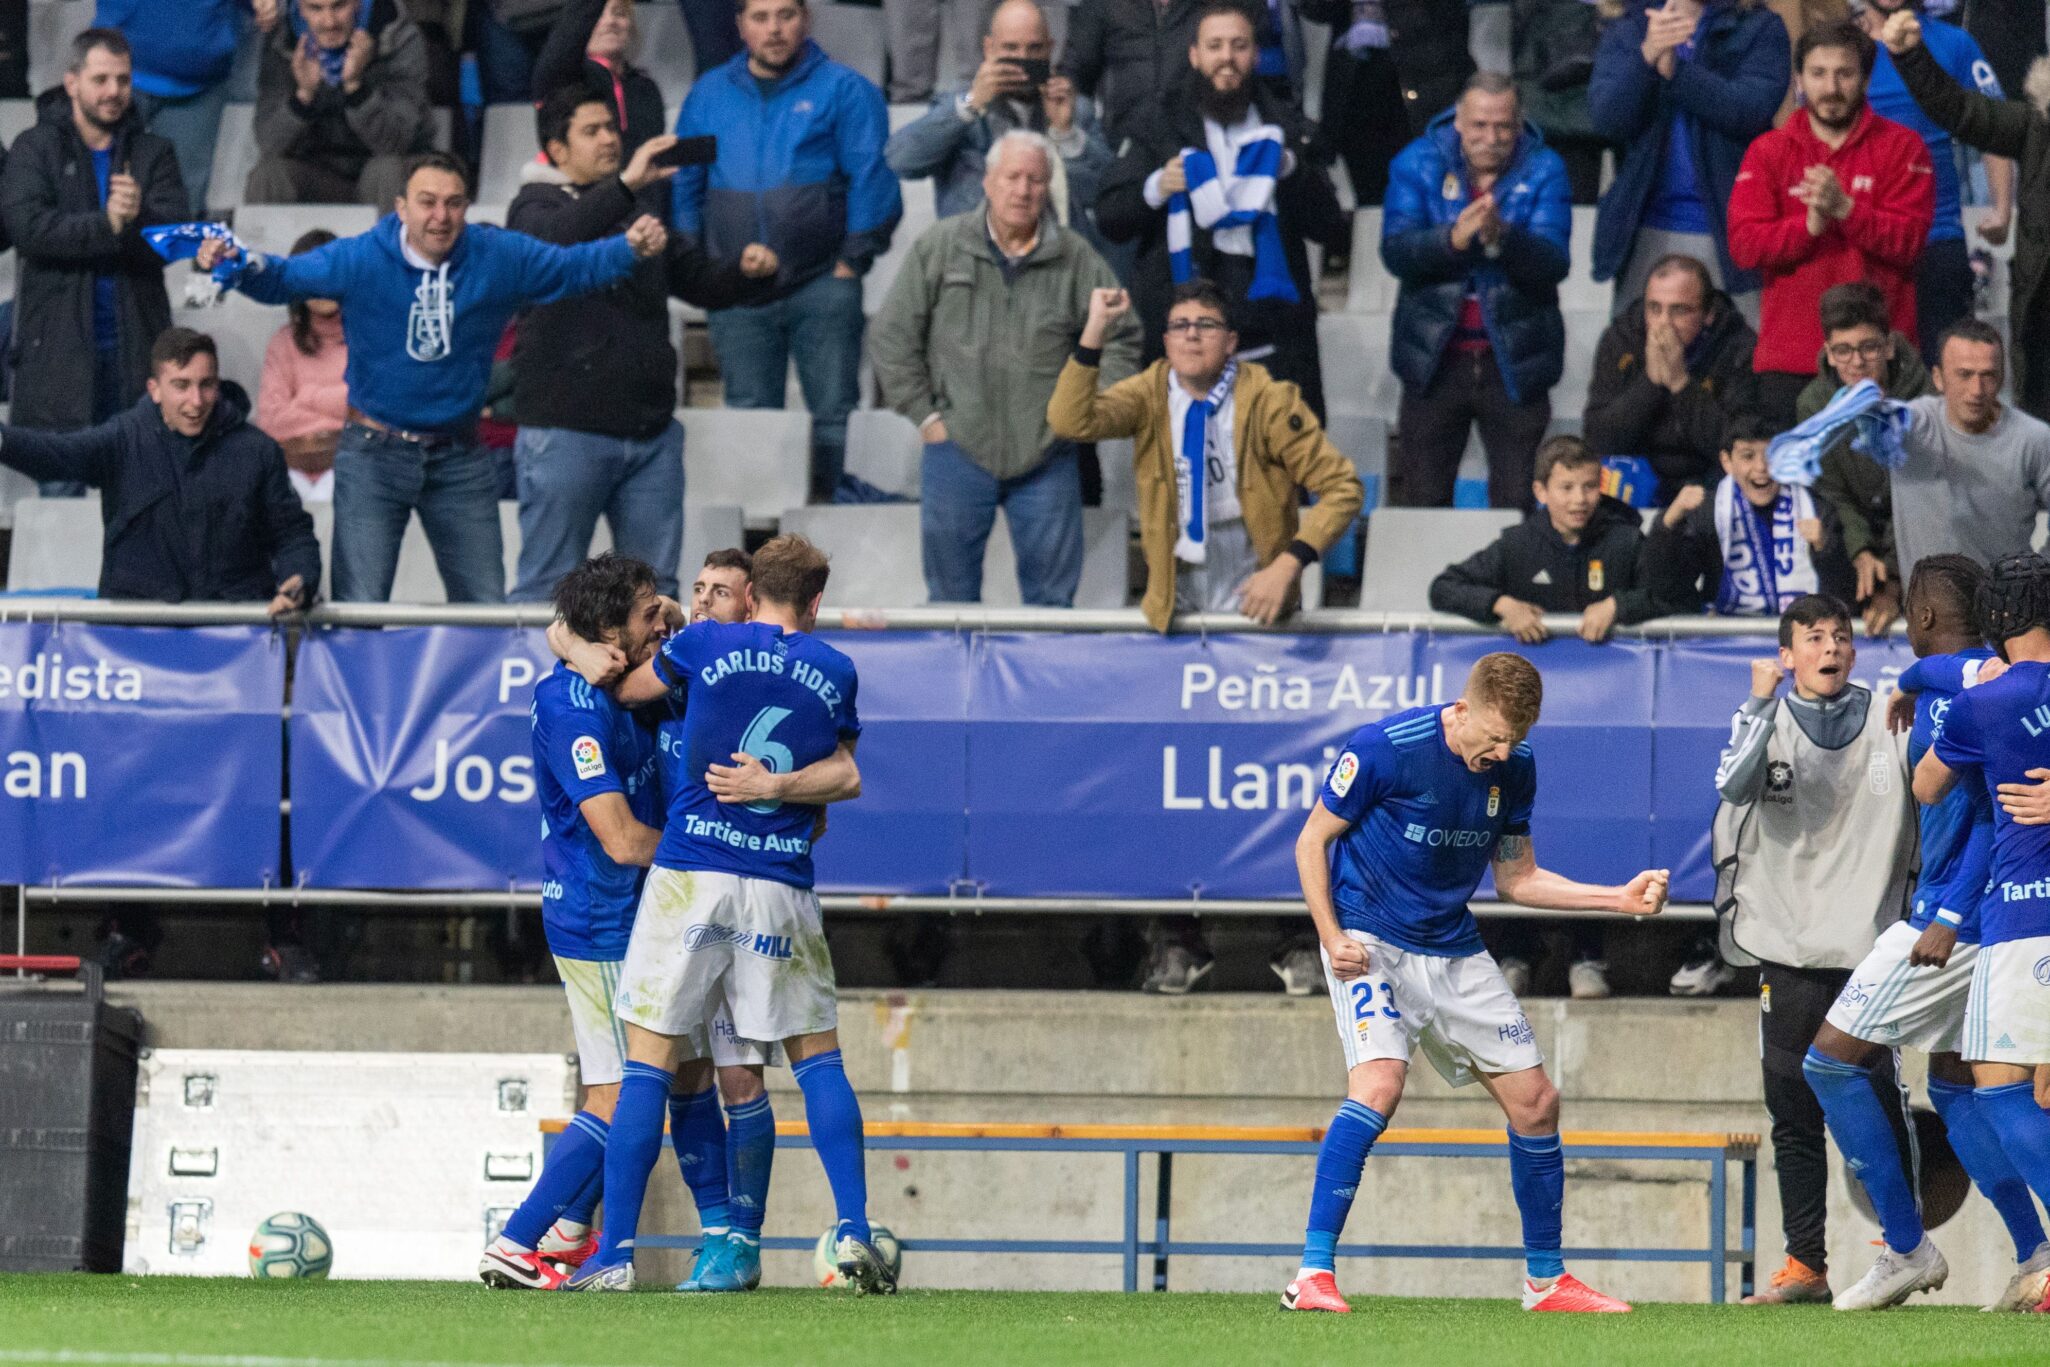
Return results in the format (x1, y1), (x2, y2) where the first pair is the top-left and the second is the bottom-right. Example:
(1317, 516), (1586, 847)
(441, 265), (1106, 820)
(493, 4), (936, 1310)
(402, 150), (471, 196)
(751, 534), (831, 610)
(703, 547), (753, 576)
(1467, 652), (1542, 732)
(1194, 0), (1260, 36)
(1818, 281), (1890, 339)
(1532, 434), (1599, 486)
(555, 552), (658, 644)
(1168, 278), (1233, 330)
(69, 27), (130, 73)
(1778, 593), (1853, 648)
(1976, 553), (2050, 649)
(1936, 317), (2005, 372)
(1721, 411), (1778, 451)
(1795, 19), (1875, 78)
(149, 327), (217, 374)
(536, 86), (612, 161)
(1907, 554), (1986, 640)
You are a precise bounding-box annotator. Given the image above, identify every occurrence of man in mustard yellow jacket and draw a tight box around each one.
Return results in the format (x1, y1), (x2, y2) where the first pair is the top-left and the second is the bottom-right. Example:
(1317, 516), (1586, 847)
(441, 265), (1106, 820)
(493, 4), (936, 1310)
(1047, 277), (1363, 631)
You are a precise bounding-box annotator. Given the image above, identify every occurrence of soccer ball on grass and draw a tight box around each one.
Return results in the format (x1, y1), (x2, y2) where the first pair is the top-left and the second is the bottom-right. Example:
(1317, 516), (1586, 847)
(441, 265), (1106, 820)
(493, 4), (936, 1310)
(248, 1211), (334, 1279)
(811, 1223), (902, 1287)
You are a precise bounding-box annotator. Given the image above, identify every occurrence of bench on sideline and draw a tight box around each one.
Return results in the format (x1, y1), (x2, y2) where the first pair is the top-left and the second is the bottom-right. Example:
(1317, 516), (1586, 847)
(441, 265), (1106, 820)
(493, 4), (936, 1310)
(542, 1118), (1759, 1299)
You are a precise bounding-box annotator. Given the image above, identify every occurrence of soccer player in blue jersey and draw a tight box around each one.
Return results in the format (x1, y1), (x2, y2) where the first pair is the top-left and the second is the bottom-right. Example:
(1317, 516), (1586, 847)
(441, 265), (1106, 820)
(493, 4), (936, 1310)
(570, 534), (893, 1294)
(1281, 652), (1670, 1315)
(1915, 552), (2050, 1315)
(1804, 555), (2050, 1311)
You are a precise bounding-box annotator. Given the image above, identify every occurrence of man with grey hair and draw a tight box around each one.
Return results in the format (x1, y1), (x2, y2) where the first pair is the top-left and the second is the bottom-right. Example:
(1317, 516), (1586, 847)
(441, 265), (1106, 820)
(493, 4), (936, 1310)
(886, 0), (1120, 267)
(871, 129), (1141, 603)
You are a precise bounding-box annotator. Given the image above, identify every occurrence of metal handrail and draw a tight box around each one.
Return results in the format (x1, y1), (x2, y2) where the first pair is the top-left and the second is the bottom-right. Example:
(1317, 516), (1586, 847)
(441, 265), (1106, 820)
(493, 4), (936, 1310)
(0, 596), (1825, 637)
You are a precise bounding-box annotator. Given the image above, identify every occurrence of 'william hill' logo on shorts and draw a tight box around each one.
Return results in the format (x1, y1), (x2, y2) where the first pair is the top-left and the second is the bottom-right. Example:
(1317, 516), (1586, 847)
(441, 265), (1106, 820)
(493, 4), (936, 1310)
(683, 924), (794, 960)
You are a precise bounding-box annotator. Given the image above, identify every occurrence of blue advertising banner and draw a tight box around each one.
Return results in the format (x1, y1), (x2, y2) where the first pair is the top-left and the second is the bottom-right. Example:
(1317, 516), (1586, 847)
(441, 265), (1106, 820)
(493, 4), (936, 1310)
(0, 622), (283, 886)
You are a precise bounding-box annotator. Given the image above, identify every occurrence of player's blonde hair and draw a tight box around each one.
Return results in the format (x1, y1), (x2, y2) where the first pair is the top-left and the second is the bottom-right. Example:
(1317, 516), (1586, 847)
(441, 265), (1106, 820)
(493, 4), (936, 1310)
(751, 534), (831, 610)
(1466, 653), (1542, 732)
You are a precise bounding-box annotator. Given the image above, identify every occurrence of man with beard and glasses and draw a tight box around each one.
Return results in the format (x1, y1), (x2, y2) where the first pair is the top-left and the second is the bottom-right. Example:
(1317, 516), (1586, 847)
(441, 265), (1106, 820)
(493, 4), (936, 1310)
(1095, 1), (1345, 420)
(0, 27), (186, 495)
(672, 0), (902, 503)
(1727, 19), (1934, 427)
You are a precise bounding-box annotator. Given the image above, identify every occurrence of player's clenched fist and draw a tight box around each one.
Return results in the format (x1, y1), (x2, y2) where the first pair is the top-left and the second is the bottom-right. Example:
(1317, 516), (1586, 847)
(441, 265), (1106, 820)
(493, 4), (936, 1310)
(1323, 934), (1369, 980)
(1080, 287), (1130, 348)
(1880, 8), (1921, 52)
(1750, 658), (1784, 700)
(1618, 868), (1670, 917)
(624, 214), (667, 258)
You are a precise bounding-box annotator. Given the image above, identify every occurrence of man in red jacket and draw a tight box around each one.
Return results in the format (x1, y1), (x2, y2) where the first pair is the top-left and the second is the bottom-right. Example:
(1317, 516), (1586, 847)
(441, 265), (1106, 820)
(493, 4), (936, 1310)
(1727, 19), (1934, 426)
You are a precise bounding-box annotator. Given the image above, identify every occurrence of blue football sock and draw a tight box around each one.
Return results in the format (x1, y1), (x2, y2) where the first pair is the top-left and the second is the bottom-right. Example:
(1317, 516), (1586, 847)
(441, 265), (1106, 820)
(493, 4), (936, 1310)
(725, 1095), (776, 1238)
(1803, 1048), (1923, 1253)
(597, 1061), (672, 1267)
(559, 1162), (602, 1229)
(792, 1049), (870, 1243)
(1301, 1101), (1385, 1273)
(1930, 1076), (2046, 1261)
(1507, 1128), (1565, 1280)
(501, 1110), (607, 1249)
(1978, 1082), (2050, 1211)
(669, 1086), (731, 1232)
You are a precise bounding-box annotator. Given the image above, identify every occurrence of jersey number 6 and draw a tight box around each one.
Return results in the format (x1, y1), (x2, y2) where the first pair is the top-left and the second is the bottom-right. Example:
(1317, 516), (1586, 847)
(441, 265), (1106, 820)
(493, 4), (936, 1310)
(738, 706), (794, 814)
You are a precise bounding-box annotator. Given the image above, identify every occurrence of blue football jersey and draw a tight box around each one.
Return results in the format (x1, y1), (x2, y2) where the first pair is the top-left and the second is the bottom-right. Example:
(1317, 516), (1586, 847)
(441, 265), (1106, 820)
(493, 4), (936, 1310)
(649, 620), (862, 888)
(1933, 660), (2050, 945)
(531, 663), (664, 960)
(1902, 649), (1995, 942)
(1318, 704), (1536, 957)
(1867, 20), (2003, 241)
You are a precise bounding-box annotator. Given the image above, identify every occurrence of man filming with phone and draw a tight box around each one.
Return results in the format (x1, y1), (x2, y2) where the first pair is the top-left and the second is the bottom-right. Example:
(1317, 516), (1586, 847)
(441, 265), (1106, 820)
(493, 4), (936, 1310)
(507, 87), (778, 603)
(886, 0), (1119, 265)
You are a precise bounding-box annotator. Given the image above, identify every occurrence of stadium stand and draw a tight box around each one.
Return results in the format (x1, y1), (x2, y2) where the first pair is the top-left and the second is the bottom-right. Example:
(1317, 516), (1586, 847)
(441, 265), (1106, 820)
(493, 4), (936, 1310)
(778, 502), (1131, 609)
(1356, 507), (1522, 615)
(676, 408), (814, 527)
(808, 1), (890, 91)
(7, 493), (102, 594)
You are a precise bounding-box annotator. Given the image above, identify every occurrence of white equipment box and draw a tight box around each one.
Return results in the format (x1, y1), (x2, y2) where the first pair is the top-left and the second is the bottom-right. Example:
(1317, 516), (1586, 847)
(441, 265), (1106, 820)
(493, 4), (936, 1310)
(124, 1049), (574, 1279)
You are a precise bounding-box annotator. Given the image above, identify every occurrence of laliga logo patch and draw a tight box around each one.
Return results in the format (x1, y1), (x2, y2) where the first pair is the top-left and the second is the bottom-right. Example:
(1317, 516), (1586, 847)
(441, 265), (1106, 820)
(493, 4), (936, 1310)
(1331, 751), (1359, 798)
(2034, 956), (2050, 987)
(571, 736), (605, 780)
(1487, 786), (1500, 818)
(1766, 761), (1793, 794)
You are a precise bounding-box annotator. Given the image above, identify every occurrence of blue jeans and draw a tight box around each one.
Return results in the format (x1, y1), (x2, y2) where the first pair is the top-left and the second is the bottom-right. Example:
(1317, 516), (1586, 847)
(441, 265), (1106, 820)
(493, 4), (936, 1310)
(511, 422), (686, 602)
(465, 1), (545, 102)
(134, 82), (232, 214)
(707, 271), (864, 502)
(333, 423), (505, 603)
(920, 439), (1082, 605)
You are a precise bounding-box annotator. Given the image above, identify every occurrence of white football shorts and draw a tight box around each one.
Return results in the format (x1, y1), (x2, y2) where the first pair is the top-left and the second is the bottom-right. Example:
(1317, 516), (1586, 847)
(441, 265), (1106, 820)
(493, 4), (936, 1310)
(613, 866), (838, 1046)
(1824, 921), (1980, 1054)
(1321, 929), (1543, 1087)
(556, 954), (779, 1082)
(1964, 934), (2050, 1066)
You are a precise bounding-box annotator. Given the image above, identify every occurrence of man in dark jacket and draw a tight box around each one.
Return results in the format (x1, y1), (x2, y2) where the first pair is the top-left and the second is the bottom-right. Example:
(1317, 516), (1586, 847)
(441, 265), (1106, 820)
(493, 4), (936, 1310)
(1062, 0), (1303, 147)
(1797, 279), (1931, 637)
(1512, 0), (1607, 204)
(0, 327), (320, 609)
(1883, 9), (2050, 420)
(508, 89), (777, 602)
(1096, 3), (1347, 418)
(0, 28), (187, 492)
(1587, 0), (1789, 315)
(1583, 252), (1757, 502)
(1431, 433), (1658, 641)
(1382, 73), (1570, 510)
(247, 0), (435, 207)
(1295, 0), (1473, 204)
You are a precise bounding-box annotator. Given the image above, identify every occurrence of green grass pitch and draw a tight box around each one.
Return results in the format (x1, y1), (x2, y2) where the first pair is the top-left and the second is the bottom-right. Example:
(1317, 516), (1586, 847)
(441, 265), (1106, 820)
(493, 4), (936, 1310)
(5, 1276), (2049, 1367)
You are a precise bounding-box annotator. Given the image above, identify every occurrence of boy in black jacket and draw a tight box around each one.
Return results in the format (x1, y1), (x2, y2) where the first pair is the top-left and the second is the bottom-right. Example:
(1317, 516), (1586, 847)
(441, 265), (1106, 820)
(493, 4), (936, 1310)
(1645, 412), (1857, 617)
(1429, 434), (1657, 642)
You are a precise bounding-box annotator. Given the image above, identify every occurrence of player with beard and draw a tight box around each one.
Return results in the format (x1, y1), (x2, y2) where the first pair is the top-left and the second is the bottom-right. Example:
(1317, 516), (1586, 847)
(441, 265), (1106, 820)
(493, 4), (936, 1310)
(1094, 0), (1347, 419)
(1726, 18), (1934, 426)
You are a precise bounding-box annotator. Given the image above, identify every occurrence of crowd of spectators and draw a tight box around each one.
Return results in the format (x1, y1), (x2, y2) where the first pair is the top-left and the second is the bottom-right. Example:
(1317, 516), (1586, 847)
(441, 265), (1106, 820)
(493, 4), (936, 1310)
(5, 0), (2050, 993)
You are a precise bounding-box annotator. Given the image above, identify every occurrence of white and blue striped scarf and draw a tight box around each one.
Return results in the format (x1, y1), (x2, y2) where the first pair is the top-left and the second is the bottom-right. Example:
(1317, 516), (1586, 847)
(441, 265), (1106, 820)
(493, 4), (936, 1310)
(1766, 378), (1911, 486)
(1168, 126), (1299, 305)
(1176, 360), (1238, 565)
(1713, 476), (1819, 616)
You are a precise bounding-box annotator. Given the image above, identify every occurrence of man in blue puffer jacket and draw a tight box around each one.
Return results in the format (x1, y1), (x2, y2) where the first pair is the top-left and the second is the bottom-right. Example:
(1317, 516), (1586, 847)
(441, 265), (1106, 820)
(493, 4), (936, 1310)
(1382, 73), (1570, 510)
(673, 0), (903, 502)
(1587, 0), (1789, 317)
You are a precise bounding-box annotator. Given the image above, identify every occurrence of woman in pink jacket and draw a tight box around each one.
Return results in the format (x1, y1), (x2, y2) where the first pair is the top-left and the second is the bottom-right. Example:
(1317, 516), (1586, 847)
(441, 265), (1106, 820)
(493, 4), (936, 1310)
(254, 229), (348, 501)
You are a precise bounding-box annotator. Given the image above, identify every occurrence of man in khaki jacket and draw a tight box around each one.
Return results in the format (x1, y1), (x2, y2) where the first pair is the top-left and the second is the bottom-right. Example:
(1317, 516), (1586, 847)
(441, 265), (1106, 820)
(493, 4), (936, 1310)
(1048, 277), (1363, 631)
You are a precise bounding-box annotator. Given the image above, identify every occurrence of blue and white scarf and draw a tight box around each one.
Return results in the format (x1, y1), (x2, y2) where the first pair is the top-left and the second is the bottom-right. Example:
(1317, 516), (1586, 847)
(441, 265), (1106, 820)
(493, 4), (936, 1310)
(1766, 378), (1911, 486)
(1713, 475), (1820, 616)
(1175, 359), (1237, 565)
(1169, 127), (1299, 305)
(144, 221), (253, 305)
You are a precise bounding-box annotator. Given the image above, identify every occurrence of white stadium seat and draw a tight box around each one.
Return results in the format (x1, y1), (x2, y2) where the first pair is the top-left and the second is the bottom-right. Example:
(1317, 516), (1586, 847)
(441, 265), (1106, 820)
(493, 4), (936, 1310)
(634, 1), (696, 94)
(864, 176), (937, 316)
(7, 494), (102, 594)
(588, 502), (748, 580)
(809, 3), (887, 91)
(844, 408), (922, 499)
(888, 101), (929, 132)
(1317, 313), (1401, 419)
(0, 98), (35, 147)
(477, 104), (541, 207)
(1344, 209), (1391, 315)
(28, 0), (90, 97)
(1322, 412), (1388, 483)
(181, 291), (280, 395)
(232, 204), (379, 257)
(209, 103), (260, 212)
(1095, 438), (1136, 517)
(0, 466), (36, 531)
(678, 407), (812, 525)
(1357, 507), (1520, 616)
(780, 503), (1130, 608)
(1560, 205), (1606, 313)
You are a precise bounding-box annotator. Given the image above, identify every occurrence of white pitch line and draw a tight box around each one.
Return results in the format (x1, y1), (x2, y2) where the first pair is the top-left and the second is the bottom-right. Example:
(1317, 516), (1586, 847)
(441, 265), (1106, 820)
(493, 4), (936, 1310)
(0, 1353), (638, 1367)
